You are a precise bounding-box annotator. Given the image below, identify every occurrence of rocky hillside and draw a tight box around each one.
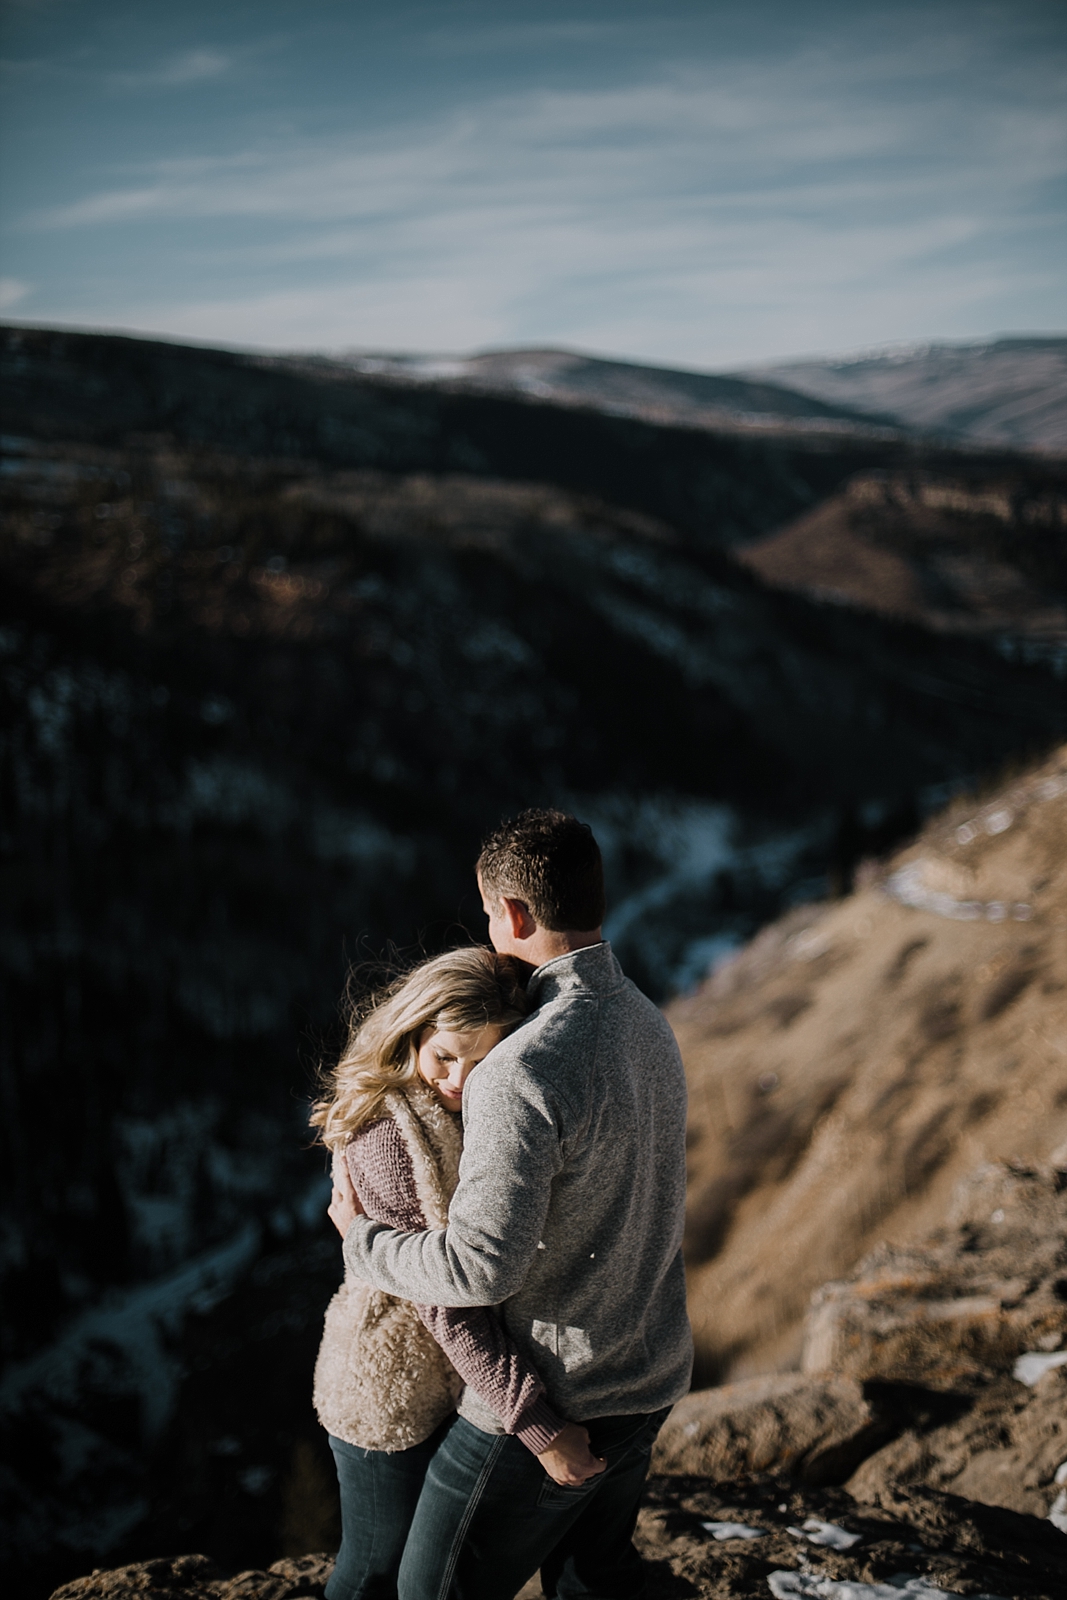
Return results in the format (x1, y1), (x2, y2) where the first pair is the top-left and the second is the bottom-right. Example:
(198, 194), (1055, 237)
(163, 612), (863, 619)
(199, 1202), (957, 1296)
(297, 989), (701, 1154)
(736, 468), (1067, 663)
(43, 1159), (1067, 1595)
(43, 1473), (1067, 1600)
(671, 745), (1067, 1386)
(637, 1154), (1067, 1596)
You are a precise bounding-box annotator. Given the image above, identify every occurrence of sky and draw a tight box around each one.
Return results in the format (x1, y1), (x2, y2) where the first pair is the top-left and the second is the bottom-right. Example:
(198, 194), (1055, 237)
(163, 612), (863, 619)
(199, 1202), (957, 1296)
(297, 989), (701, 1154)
(0, 0), (1064, 368)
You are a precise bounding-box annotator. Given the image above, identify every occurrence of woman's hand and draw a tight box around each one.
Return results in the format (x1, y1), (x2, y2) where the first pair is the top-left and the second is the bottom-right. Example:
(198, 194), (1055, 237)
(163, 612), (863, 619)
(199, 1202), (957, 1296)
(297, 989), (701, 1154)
(536, 1422), (607, 1487)
(328, 1160), (365, 1237)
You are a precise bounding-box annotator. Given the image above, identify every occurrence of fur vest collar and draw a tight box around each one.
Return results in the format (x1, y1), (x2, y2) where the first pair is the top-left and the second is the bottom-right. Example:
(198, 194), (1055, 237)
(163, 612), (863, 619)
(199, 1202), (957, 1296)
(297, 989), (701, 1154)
(377, 1077), (462, 1235)
(313, 1080), (464, 1452)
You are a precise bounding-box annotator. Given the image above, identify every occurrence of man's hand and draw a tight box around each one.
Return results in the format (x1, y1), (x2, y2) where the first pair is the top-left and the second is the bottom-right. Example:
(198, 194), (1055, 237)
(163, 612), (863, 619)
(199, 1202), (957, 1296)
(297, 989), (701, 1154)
(536, 1422), (607, 1488)
(327, 1159), (365, 1238)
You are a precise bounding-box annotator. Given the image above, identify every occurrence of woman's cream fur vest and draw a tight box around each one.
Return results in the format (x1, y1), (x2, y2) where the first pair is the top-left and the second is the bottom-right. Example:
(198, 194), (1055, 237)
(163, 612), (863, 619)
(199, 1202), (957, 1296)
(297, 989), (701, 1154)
(313, 1080), (465, 1452)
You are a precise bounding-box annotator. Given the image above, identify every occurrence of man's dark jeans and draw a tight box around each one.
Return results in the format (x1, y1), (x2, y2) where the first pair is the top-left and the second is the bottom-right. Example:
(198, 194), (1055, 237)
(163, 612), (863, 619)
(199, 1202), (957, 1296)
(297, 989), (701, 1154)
(325, 1422), (450, 1600)
(397, 1407), (671, 1600)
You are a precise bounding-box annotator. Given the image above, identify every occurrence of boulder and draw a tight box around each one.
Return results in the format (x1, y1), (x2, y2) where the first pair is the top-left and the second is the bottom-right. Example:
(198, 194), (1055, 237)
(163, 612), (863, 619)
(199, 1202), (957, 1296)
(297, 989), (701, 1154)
(652, 1372), (883, 1482)
(49, 1555), (334, 1600)
(847, 1365), (1067, 1521)
(801, 1164), (1067, 1384)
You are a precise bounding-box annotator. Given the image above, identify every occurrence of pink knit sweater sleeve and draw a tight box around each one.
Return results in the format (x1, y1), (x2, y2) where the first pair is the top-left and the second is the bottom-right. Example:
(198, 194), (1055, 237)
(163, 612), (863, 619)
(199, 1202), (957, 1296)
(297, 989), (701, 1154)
(345, 1119), (565, 1455)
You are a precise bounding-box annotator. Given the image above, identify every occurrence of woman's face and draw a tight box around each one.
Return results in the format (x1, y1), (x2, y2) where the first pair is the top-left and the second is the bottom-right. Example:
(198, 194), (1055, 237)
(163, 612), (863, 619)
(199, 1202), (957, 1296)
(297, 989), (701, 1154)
(415, 1023), (507, 1111)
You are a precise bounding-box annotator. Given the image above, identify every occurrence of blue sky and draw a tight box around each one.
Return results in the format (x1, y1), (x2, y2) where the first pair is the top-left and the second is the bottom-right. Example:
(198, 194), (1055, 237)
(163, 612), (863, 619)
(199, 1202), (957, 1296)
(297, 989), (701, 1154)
(1, 0), (1064, 366)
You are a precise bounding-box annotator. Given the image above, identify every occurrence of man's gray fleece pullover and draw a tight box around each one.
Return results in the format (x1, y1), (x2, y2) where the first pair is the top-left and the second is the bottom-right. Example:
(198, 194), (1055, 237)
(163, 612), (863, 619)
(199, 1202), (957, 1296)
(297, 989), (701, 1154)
(343, 942), (693, 1434)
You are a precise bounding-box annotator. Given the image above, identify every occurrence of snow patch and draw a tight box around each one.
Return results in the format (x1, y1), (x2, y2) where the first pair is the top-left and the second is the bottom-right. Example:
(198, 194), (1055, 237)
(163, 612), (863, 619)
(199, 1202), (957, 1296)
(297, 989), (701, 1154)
(787, 1519), (862, 1550)
(885, 861), (1031, 924)
(1013, 1350), (1067, 1386)
(702, 1520), (765, 1540)
(1048, 1488), (1067, 1534)
(768, 1574), (1006, 1600)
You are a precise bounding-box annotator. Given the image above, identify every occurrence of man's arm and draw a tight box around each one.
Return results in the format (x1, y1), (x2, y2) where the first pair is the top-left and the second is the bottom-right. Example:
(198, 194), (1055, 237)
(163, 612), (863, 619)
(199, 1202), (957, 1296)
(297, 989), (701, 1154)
(328, 1117), (603, 1486)
(343, 1065), (563, 1307)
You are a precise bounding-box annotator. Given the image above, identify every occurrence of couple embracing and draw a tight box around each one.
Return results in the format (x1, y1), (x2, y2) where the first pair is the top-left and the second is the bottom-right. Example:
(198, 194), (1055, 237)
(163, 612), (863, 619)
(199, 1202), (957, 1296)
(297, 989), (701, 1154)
(312, 809), (693, 1599)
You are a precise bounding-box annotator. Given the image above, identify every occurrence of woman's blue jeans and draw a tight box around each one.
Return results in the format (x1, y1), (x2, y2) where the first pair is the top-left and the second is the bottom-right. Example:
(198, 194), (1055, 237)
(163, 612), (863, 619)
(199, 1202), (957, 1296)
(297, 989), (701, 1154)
(325, 1422), (451, 1600)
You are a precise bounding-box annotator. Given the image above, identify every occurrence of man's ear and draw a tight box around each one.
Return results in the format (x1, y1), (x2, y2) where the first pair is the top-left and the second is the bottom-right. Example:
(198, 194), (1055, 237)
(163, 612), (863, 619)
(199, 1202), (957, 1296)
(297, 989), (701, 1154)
(501, 896), (538, 941)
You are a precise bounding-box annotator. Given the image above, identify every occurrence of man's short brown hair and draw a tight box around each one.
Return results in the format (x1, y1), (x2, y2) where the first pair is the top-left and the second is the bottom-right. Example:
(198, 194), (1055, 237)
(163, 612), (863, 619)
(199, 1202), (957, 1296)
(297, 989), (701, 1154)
(476, 809), (605, 933)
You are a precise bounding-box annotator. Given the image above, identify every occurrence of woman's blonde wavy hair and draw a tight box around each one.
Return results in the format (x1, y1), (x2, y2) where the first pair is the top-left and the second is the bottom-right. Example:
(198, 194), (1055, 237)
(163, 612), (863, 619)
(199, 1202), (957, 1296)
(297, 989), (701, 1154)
(310, 945), (530, 1152)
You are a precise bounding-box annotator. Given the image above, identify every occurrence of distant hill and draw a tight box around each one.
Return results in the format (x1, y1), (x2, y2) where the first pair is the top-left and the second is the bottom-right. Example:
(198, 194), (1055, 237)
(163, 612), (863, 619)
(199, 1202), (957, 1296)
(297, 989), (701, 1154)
(335, 337), (1067, 453)
(736, 466), (1067, 666)
(329, 339), (1067, 661)
(329, 346), (904, 437)
(745, 337), (1067, 454)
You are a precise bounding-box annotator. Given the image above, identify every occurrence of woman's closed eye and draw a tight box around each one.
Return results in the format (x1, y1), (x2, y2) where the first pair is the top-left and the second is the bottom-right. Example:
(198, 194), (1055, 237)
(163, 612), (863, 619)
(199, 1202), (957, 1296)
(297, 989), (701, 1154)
(415, 1023), (507, 1105)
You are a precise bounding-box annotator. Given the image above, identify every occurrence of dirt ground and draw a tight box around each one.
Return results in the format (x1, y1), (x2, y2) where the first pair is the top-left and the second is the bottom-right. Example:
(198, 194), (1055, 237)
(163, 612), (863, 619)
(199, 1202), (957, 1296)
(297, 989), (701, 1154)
(634, 1474), (1066, 1599)
(49, 1475), (1066, 1600)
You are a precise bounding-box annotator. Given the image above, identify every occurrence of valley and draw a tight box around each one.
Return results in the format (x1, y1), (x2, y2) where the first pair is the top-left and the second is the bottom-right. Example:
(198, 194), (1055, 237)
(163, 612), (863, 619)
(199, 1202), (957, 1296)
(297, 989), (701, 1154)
(1, 325), (1065, 1594)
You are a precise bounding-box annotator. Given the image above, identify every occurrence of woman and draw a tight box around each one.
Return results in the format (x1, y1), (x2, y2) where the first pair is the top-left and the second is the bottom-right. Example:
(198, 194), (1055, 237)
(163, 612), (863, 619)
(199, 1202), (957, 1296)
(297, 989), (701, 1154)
(310, 946), (578, 1600)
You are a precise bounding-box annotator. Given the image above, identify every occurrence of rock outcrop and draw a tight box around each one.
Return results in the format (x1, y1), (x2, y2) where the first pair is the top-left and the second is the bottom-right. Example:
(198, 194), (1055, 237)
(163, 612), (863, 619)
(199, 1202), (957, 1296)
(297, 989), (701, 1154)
(736, 467), (1067, 649)
(847, 1366), (1067, 1522)
(812, 1163), (1067, 1522)
(801, 1162), (1067, 1384)
(50, 1556), (333, 1600)
(53, 1482), (1067, 1600)
(634, 1474), (1066, 1598)
(653, 1374), (881, 1483)
(656, 1160), (1067, 1541)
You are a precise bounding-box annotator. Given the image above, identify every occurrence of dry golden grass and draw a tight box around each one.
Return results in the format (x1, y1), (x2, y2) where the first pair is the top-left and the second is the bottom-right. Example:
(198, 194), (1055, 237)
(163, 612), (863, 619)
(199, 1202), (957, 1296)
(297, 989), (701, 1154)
(670, 745), (1067, 1384)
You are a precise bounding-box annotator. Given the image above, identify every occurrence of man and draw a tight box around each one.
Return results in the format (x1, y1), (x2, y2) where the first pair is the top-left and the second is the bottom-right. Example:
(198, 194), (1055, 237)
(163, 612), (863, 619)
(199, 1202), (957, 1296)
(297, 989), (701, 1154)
(333, 809), (692, 1598)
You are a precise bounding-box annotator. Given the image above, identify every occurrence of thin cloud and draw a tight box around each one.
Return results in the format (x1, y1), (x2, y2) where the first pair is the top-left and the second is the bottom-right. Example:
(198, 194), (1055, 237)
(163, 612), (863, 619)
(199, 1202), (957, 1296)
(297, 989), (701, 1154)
(28, 201), (1052, 367)
(24, 51), (1064, 233)
(111, 48), (232, 90)
(422, 18), (624, 55)
(0, 277), (32, 309)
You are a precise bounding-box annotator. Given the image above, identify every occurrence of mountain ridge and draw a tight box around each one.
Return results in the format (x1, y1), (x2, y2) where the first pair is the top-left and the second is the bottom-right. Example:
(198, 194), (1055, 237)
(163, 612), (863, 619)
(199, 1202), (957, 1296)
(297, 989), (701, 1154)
(10, 323), (1065, 453)
(324, 334), (1067, 453)
(747, 336), (1067, 454)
